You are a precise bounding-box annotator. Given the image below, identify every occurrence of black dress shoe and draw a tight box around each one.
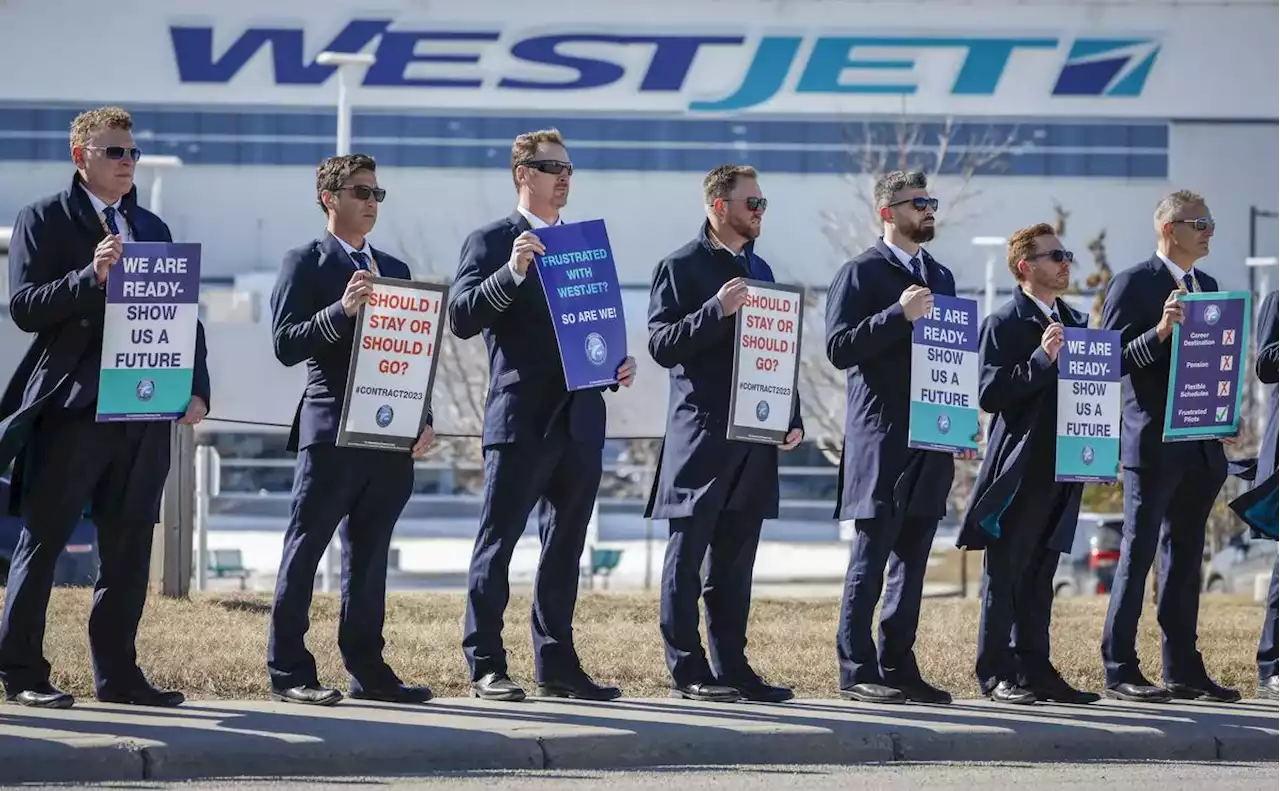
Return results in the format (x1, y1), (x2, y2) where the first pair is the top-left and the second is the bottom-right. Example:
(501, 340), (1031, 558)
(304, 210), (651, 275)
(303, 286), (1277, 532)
(670, 681), (741, 702)
(472, 672), (526, 702)
(5, 683), (74, 709)
(1258, 676), (1278, 701)
(1026, 677), (1101, 705)
(535, 675), (622, 701)
(1105, 681), (1173, 703)
(271, 684), (343, 706)
(97, 683), (185, 707)
(350, 683), (433, 704)
(1167, 678), (1242, 703)
(989, 680), (1037, 705)
(894, 678), (953, 704)
(727, 674), (794, 703)
(838, 683), (905, 704)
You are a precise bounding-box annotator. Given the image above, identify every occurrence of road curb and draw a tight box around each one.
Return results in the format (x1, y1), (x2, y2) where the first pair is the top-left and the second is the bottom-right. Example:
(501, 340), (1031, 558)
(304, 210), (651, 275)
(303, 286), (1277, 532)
(2, 699), (1275, 783)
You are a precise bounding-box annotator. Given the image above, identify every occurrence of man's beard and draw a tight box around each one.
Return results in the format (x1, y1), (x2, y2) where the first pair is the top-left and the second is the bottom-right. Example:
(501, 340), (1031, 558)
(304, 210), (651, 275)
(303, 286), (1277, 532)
(730, 215), (761, 239)
(907, 222), (935, 244)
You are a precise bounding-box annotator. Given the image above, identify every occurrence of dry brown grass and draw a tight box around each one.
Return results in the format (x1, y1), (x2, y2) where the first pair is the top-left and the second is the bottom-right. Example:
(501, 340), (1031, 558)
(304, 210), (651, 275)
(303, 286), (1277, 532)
(32, 588), (1269, 700)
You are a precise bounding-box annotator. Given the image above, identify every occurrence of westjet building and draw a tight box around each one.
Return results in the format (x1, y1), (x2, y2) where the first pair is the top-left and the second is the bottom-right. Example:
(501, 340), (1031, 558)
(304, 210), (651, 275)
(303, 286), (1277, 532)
(0, 0), (1275, 437)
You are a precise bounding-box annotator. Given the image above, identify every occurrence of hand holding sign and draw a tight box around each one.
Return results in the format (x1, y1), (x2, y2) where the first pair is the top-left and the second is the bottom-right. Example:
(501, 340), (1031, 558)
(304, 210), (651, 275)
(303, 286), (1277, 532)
(411, 425), (436, 459)
(1041, 322), (1065, 361)
(178, 394), (208, 426)
(780, 427), (803, 451)
(1156, 290), (1185, 341)
(717, 277), (749, 316)
(899, 285), (933, 321)
(510, 231), (545, 276)
(616, 355), (637, 387)
(94, 234), (123, 283)
(342, 269), (375, 316)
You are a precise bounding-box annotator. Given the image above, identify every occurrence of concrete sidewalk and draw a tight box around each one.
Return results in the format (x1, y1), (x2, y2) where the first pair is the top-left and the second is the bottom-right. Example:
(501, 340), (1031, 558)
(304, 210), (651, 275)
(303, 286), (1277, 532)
(0, 696), (1275, 784)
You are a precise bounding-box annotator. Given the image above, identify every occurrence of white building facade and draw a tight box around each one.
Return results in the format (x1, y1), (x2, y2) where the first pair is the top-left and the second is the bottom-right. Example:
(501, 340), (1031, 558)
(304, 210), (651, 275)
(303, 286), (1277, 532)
(0, 0), (1276, 437)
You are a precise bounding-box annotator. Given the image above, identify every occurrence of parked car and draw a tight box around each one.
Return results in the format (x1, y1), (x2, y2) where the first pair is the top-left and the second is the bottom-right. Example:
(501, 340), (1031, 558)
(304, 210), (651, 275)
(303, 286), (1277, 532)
(1204, 530), (1278, 595)
(1053, 511), (1124, 598)
(0, 476), (99, 587)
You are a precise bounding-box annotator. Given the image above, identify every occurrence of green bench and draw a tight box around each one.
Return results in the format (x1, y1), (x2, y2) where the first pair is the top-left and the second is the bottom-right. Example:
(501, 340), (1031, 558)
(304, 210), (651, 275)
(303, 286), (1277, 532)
(584, 547), (623, 589)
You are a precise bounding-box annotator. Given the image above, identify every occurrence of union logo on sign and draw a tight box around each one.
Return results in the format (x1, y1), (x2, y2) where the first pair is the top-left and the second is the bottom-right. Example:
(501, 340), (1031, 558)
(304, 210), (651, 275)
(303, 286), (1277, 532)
(756, 400), (770, 422)
(136, 379), (155, 402)
(585, 333), (608, 365)
(1081, 445), (1095, 466)
(376, 405), (394, 427)
(936, 414), (951, 435)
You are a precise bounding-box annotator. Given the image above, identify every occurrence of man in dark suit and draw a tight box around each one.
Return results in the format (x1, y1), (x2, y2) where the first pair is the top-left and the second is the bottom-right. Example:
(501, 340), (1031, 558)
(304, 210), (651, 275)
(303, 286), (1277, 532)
(1244, 289), (1277, 700)
(646, 164), (802, 703)
(825, 170), (956, 705)
(960, 223), (1101, 705)
(0, 106), (209, 709)
(267, 153), (436, 706)
(448, 129), (636, 702)
(1100, 189), (1240, 703)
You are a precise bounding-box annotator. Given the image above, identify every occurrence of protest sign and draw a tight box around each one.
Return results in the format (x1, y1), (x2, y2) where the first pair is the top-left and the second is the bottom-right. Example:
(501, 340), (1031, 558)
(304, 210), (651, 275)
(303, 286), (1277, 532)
(908, 294), (981, 453)
(1055, 327), (1122, 482)
(1163, 291), (1251, 442)
(337, 278), (448, 451)
(728, 280), (804, 444)
(97, 242), (202, 421)
(533, 220), (628, 390)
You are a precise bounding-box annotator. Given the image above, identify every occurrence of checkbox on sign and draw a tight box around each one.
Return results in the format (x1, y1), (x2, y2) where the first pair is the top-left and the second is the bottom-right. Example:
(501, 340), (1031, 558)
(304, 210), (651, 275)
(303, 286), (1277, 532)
(1220, 355), (1233, 371)
(1222, 329), (1236, 345)
(1216, 406), (1229, 422)
(1217, 380), (1231, 397)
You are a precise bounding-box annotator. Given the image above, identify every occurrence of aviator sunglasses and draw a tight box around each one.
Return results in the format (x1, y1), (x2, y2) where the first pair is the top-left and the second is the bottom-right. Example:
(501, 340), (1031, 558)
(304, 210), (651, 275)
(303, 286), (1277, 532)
(337, 185), (387, 202)
(85, 145), (142, 161)
(520, 159), (574, 176)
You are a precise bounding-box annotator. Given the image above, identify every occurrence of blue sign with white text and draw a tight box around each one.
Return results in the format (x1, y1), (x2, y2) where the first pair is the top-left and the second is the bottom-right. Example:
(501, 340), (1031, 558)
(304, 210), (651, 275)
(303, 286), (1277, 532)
(533, 220), (628, 391)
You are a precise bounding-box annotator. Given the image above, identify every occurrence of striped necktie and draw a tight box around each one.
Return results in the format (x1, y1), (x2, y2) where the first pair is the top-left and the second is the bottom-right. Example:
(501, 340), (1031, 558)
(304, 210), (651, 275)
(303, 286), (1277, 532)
(1182, 272), (1196, 293)
(351, 250), (370, 271)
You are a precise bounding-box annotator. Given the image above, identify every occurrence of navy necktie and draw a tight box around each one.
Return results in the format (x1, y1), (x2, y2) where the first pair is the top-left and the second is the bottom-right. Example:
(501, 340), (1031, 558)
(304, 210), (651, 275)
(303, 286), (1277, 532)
(909, 255), (925, 283)
(1182, 272), (1195, 293)
(735, 252), (753, 279)
(102, 206), (121, 236)
(351, 250), (370, 271)
(1050, 309), (1061, 324)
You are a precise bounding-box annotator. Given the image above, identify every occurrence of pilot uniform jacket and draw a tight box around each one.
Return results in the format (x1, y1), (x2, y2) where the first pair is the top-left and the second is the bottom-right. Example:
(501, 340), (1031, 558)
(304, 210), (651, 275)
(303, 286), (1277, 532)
(959, 289), (1088, 554)
(644, 221), (803, 521)
(824, 238), (956, 522)
(0, 172), (211, 516)
(270, 233), (429, 453)
(447, 211), (616, 449)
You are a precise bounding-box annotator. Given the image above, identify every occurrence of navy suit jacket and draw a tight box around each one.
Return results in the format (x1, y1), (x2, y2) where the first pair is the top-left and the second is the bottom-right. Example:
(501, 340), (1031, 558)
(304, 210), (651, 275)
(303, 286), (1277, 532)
(1101, 255), (1226, 474)
(0, 172), (211, 515)
(270, 233), (427, 453)
(1229, 289), (1278, 539)
(959, 289), (1087, 554)
(643, 221), (803, 520)
(825, 238), (957, 521)
(447, 211), (616, 450)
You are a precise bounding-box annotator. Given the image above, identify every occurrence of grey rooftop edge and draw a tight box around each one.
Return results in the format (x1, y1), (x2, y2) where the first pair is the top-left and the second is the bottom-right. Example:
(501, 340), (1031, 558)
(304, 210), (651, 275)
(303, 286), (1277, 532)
(0, 697), (1276, 784)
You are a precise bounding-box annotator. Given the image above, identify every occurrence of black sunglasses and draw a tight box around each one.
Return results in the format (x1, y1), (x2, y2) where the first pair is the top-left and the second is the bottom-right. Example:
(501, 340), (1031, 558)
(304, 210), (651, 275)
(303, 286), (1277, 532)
(888, 196), (939, 212)
(725, 196), (768, 212)
(86, 145), (141, 161)
(1028, 249), (1075, 263)
(1173, 217), (1214, 231)
(519, 159), (573, 176)
(339, 185), (386, 202)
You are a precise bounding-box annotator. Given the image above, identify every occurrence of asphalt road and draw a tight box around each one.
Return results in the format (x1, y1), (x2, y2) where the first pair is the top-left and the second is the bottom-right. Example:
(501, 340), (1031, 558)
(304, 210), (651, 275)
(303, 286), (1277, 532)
(13, 762), (1276, 790)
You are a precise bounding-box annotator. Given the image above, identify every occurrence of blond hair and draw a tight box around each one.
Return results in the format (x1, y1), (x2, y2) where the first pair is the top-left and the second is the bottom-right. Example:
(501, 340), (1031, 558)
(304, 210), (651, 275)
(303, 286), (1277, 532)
(70, 106), (133, 151)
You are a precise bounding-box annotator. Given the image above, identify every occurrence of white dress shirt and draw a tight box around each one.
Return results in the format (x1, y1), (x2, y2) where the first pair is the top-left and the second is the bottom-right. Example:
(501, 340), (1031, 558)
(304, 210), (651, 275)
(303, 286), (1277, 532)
(330, 231), (376, 273)
(510, 205), (563, 284)
(1022, 288), (1060, 321)
(1157, 251), (1199, 292)
(884, 238), (926, 280)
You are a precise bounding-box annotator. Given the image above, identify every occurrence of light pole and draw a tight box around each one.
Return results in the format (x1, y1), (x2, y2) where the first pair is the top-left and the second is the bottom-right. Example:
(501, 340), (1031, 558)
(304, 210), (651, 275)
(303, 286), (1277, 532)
(1246, 256), (1278, 439)
(971, 236), (1007, 318)
(316, 51), (376, 156)
(136, 154), (183, 218)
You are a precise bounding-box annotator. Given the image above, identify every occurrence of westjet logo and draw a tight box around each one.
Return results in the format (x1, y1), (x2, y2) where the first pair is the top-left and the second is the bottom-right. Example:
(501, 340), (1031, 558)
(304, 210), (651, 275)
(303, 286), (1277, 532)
(169, 21), (1161, 111)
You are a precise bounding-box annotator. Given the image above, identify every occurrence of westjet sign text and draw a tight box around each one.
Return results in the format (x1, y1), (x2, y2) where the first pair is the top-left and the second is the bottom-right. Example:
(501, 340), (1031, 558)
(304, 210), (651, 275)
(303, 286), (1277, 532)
(169, 20), (1161, 113)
